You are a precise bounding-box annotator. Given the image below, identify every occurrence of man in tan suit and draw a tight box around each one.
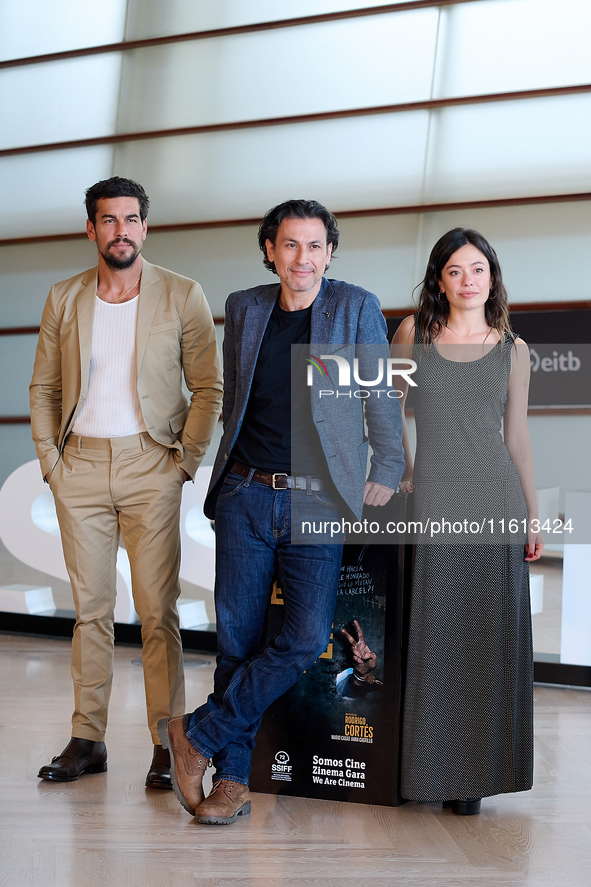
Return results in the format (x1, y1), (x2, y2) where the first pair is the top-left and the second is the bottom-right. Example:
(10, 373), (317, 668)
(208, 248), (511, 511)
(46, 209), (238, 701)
(30, 177), (222, 788)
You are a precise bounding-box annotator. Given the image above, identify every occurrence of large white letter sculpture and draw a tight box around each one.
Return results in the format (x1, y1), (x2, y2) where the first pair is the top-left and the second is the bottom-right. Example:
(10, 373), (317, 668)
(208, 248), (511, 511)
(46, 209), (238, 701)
(0, 461), (216, 624)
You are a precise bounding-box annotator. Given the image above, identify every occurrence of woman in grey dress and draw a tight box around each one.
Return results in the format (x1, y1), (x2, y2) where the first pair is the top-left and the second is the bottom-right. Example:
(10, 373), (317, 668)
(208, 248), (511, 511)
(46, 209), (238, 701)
(392, 228), (544, 815)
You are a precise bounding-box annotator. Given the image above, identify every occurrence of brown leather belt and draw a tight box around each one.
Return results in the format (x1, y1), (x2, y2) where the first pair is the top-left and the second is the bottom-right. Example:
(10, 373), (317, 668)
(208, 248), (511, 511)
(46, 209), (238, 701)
(230, 461), (327, 491)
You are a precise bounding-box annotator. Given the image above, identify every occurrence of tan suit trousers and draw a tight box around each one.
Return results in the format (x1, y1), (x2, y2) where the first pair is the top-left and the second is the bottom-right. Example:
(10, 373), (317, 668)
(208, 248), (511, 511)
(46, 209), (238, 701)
(48, 432), (186, 743)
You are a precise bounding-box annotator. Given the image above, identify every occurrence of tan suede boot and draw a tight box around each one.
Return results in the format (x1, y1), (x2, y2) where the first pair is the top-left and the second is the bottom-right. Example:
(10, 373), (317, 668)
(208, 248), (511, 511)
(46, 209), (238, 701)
(194, 779), (251, 825)
(157, 716), (209, 815)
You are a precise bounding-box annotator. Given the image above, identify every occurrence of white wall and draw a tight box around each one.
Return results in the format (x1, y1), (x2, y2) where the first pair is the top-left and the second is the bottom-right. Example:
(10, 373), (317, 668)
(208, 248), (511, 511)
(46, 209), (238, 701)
(1, 199), (590, 488)
(3, 199), (591, 326)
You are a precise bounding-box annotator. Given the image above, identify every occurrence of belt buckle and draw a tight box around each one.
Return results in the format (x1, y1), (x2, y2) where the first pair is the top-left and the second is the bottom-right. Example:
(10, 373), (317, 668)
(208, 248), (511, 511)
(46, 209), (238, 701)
(272, 473), (288, 490)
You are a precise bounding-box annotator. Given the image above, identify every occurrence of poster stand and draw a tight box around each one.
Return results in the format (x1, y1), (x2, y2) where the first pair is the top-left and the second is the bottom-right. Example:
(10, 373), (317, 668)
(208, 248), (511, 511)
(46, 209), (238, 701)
(250, 495), (411, 807)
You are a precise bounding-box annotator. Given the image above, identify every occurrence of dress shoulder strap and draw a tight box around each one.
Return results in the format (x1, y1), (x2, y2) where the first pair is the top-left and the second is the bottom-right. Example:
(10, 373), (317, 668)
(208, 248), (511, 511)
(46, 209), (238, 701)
(413, 312), (423, 345)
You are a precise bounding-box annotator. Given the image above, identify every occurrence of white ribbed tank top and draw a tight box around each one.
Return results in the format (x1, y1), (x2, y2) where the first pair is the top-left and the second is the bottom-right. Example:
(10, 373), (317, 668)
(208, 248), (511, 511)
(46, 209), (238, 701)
(72, 295), (147, 437)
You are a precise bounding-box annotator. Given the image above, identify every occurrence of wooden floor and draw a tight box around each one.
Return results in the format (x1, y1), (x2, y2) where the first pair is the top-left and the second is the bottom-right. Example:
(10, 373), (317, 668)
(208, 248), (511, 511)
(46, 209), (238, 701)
(1, 634), (590, 887)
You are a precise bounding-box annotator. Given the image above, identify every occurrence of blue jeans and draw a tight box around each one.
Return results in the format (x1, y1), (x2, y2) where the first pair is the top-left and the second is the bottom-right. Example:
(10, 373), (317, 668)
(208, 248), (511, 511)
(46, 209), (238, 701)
(185, 471), (343, 785)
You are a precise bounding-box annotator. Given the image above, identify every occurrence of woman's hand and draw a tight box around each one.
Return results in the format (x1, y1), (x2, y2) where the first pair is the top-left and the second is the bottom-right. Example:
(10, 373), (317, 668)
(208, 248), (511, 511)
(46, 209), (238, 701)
(525, 527), (544, 562)
(399, 468), (414, 494)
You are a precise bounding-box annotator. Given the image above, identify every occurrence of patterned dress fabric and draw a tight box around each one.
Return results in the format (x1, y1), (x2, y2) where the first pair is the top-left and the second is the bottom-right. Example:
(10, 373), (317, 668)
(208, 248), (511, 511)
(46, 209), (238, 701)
(400, 322), (534, 802)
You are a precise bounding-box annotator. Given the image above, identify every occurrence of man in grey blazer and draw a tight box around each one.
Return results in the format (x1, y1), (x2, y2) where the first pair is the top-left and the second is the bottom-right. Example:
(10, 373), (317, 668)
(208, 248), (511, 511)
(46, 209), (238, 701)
(30, 177), (222, 788)
(159, 199), (404, 824)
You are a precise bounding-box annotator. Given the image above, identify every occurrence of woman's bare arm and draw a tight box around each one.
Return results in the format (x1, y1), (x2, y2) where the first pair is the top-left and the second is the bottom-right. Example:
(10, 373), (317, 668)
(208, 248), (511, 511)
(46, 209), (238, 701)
(504, 338), (544, 561)
(391, 315), (416, 492)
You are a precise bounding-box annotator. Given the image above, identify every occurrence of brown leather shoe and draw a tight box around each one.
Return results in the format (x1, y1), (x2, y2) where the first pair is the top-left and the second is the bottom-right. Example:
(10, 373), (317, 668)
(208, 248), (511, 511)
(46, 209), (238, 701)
(145, 744), (172, 790)
(157, 716), (209, 815)
(194, 779), (251, 825)
(38, 737), (107, 782)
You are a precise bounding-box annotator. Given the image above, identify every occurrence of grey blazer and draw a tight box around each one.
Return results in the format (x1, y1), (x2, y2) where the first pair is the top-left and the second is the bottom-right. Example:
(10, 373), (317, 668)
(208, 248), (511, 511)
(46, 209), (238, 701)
(204, 278), (405, 520)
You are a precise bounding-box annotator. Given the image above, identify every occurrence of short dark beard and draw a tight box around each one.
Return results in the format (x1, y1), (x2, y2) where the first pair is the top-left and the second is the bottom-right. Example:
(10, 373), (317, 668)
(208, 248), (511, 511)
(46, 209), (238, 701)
(100, 239), (142, 270)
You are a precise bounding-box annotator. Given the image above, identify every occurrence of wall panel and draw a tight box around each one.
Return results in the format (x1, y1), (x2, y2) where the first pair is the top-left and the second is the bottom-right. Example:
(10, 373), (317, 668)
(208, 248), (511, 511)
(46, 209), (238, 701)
(117, 11), (438, 132)
(0, 334), (37, 415)
(112, 112), (430, 224)
(0, 0), (127, 62)
(124, 0), (413, 40)
(0, 55), (123, 150)
(423, 94), (591, 203)
(0, 147), (116, 239)
(2, 200), (590, 328)
(434, 0), (591, 98)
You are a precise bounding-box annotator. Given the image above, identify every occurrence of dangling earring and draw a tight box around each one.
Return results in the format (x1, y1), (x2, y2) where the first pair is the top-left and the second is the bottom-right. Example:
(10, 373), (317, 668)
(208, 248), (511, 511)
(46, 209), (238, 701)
(438, 290), (447, 301)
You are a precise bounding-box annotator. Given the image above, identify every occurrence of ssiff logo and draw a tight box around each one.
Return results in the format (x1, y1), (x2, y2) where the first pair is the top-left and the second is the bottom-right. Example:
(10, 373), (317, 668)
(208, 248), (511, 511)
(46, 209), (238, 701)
(271, 750), (292, 782)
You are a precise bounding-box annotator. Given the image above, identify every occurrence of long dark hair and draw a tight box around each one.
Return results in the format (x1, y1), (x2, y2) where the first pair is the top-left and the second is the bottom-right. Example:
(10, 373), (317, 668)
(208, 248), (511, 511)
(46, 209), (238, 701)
(416, 228), (512, 344)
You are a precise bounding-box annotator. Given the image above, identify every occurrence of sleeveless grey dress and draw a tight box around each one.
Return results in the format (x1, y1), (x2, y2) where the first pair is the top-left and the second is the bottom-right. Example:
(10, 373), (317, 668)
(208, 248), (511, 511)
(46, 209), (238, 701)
(400, 323), (534, 802)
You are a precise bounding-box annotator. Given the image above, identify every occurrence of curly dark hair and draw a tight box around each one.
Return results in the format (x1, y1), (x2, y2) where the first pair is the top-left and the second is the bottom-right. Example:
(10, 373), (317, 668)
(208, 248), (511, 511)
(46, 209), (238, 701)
(258, 199), (340, 273)
(85, 177), (149, 225)
(416, 227), (513, 344)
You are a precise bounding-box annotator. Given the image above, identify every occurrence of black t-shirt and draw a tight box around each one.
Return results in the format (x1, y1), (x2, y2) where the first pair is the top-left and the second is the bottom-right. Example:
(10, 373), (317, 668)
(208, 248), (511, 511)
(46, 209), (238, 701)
(232, 298), (328, 476)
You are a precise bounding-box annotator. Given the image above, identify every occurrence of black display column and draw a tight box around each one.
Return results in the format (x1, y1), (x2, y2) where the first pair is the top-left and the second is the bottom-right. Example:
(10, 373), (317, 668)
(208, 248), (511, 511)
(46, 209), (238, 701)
(250, 495), (411, 807)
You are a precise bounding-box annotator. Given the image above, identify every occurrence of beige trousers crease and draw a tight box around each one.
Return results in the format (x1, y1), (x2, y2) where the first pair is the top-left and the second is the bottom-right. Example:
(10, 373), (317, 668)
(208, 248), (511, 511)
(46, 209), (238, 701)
(49, 432), (186, 743)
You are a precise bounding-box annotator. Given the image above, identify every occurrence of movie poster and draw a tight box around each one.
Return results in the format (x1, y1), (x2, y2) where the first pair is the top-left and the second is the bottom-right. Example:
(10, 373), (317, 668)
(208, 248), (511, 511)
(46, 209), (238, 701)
(250, 505), (409, 807)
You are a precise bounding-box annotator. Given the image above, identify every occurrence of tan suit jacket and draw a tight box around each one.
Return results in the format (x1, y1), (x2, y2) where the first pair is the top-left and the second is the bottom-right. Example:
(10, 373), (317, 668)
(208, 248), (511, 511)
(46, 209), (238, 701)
(30, 259), (222, 479)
